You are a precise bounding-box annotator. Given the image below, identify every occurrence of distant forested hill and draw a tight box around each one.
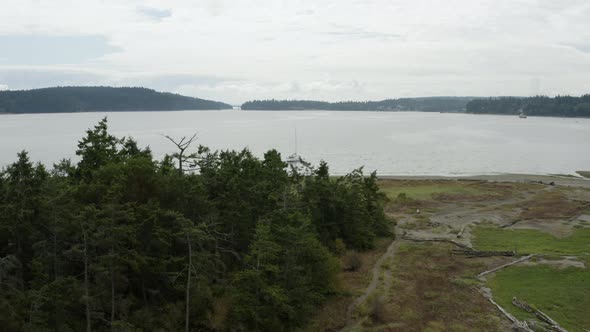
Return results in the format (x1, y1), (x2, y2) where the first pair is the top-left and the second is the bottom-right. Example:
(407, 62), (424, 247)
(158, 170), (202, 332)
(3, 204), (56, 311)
(241, 97), (474, 112)
(0, 86), (232, 113)
(466, 95), (590, 117)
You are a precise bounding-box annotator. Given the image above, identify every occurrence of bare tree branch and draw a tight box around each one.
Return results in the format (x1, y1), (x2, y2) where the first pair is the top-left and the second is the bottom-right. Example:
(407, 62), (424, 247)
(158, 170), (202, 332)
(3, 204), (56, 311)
(163, 133), (198, 173)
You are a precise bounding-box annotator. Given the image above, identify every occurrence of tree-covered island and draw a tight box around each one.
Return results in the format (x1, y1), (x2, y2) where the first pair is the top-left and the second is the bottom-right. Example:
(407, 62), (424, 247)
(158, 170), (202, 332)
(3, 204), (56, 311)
(241, 97), (474, 112)
(0, 87), (232, 114)
(466, 95), (590, 117)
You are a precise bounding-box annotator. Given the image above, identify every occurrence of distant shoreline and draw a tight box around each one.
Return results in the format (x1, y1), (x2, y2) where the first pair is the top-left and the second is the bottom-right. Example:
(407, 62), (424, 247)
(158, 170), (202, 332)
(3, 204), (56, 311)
(0, 109), (229, 115)
(4, 109), (589, 120)
(242, 95), (590, 117)
(238, 109), (590, 119)
(378, 173), (590, 188)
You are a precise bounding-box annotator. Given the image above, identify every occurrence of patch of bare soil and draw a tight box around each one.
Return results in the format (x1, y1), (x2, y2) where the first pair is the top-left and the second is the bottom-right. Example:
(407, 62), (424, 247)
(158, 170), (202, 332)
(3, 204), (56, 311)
(519, 190), (587, 220)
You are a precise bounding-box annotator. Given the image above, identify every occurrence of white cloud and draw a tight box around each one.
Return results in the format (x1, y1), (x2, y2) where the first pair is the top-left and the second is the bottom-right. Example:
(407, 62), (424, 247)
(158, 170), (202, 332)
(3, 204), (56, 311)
(0, 0), (589, 103)
(0, 35), (121, 65)
(0, 84), (8, 90)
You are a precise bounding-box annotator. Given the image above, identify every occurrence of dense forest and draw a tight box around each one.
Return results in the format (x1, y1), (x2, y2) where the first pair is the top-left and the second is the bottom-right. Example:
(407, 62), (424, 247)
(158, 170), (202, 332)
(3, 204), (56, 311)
(466, 95), (590, 117)
(0, 118), (390, 331)
(0, 87), (232, 113)
(241, 97), (474, 112)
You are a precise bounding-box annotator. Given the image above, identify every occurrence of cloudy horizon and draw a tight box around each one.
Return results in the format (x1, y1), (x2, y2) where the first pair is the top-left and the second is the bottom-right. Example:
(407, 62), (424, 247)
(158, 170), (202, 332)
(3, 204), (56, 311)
(1, 0), (589, 104)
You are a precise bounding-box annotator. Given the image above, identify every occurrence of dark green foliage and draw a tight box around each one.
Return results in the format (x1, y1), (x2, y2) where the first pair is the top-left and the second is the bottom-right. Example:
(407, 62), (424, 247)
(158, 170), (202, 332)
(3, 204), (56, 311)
(466, 94), (590, 117)
(302, 162), (390, 250)
(0, 86), (232, 114)
(230, 213), (340, 331)
(0, 119), (388, 331)
(241, 97), (474, 112)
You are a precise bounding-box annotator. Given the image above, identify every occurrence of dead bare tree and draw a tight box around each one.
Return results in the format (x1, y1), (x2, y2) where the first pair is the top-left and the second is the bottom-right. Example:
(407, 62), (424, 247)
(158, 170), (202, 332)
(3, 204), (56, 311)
(163, 133), (198, 173)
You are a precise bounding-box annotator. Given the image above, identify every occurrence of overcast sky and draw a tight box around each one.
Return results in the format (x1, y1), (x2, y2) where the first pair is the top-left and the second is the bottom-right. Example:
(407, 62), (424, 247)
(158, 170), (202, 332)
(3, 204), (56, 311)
(0, 0), (589, 104)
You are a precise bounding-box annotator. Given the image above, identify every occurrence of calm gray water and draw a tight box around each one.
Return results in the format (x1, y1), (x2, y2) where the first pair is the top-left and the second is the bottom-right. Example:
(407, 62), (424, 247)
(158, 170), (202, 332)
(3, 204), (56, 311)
(1, 110), (589, 176)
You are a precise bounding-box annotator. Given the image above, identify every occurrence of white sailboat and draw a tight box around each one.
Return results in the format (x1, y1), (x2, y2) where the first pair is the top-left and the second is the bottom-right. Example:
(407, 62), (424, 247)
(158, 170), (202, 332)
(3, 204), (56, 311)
(519, 109), (527, 118)
(286, 127), (301, 165)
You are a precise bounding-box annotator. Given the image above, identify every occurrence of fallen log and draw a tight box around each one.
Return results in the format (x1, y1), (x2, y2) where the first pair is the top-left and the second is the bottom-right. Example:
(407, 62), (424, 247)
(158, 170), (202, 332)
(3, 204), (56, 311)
(401, 234), (474, 250)
(512, 297), (568, 332)
(488, 297), (534, 332)
(403, 234), (524, 258)
(512, 297), (534, 313)
(500, 220), (519, 228)
(500, 218), (532, 228)
(451, 249), (516, 257)
(477, 255), (534, 278)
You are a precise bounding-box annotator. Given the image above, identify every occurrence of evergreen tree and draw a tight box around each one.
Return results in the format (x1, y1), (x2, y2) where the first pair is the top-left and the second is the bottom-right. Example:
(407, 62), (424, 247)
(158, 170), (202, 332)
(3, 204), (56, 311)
(0, 118), (391, 331)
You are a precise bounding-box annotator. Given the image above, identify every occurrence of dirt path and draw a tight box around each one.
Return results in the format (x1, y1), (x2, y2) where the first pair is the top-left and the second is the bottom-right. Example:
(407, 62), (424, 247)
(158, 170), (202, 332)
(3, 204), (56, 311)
(340, 226), (402, 331)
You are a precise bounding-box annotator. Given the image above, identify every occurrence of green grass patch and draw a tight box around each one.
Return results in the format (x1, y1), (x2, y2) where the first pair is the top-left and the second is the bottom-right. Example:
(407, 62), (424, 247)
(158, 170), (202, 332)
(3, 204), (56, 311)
(450, 276), (480, 287)
(472, 226), (590, 255)
(379, 182), (487, 201)
(488, 265), (590, 331)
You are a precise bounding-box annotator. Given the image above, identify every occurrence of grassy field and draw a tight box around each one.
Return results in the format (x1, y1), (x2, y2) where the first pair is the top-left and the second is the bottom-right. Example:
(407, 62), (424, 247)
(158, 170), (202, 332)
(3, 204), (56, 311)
(379, 180), (489, 201)
(475, 222), (590, 331)
(378, 180), (521, 203)
(488, 265), (590, 332)
(472, 226), (590, 256)
(365, 243), (508, 332)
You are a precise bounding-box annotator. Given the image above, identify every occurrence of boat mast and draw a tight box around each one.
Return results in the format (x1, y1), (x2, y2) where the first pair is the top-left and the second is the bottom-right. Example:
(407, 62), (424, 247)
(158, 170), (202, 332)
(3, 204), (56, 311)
(294, 127), (298, 155)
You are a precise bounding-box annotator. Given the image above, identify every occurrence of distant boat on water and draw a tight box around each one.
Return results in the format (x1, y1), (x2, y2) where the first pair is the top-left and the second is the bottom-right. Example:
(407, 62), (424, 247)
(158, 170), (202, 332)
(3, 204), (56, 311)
(286, 128), (302, 165)
(519, 109), (527, 118)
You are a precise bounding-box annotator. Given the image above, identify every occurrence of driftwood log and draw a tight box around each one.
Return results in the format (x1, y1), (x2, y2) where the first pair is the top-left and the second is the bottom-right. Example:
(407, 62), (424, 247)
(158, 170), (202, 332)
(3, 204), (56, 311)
(500, 218), (533, 228)
(402, 234), (526, 258)
(477, 255), (534, 278)
(512, 297), (568, 332)
(487, 297), (534, 332)
(401, 234), (473, 250)
(451, 249), (516, 257)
